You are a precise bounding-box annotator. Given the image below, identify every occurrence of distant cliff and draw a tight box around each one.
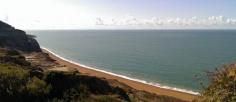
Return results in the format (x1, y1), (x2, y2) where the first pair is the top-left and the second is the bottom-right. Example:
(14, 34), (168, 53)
(0, 21), (41, 52)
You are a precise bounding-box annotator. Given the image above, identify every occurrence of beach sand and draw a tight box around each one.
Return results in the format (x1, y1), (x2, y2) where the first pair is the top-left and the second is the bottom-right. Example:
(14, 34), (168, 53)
(43, 49), (197, 101)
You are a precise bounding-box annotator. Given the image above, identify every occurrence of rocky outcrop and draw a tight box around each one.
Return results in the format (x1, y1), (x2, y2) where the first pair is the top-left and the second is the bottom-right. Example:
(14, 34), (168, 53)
(0, 21), (41, 52)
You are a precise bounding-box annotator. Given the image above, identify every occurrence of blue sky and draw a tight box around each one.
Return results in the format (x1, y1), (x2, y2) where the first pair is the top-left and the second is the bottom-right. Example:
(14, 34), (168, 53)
(0, 0), (236, 29)
(74, 0), (236, 18)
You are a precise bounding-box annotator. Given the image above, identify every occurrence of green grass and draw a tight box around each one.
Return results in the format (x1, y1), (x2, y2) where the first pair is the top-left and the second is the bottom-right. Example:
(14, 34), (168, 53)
(0, 63), (29, 77)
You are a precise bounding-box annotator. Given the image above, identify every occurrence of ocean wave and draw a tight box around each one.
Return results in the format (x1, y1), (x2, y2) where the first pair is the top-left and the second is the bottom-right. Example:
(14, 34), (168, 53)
(41, 47), (200, 95)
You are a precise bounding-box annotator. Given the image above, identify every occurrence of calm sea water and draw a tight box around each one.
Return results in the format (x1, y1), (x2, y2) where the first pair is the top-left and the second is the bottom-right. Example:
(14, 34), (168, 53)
(27, 30), (236, 92)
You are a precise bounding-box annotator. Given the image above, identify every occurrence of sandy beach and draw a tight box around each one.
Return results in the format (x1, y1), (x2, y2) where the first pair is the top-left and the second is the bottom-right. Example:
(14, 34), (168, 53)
(43, 49), (197, 101)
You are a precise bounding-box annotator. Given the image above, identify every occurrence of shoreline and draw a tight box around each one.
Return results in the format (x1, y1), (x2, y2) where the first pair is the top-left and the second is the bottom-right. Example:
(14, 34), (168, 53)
(42, 47), (198, 101)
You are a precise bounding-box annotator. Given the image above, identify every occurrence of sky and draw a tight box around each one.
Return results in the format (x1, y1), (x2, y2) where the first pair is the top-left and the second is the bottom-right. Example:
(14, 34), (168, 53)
(0, 0), (236, 29)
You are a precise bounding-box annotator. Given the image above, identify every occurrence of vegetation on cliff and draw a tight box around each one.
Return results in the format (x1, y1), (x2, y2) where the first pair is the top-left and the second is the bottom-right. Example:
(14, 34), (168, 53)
(0, 21), (41, 52)
(195, 64), (236, 102)
(0, 49), (187, 102)
(0, 49), (128, 102)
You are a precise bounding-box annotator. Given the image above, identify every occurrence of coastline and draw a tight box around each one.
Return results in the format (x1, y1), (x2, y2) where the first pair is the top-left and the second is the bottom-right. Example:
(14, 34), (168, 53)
(42, 47), (198, 101)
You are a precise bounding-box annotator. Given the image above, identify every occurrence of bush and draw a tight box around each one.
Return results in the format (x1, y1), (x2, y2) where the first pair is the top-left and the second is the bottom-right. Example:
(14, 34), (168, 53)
(197, 63), (236, 102)
(6, 50), (20, 56)
(95, 96), (121, 102)
(0, 63), (29, 101)
(0, 63), (51, 102)
(26, 77), (51, 96)
(0, 50), (130, 102)
(0, 56), (31, 66)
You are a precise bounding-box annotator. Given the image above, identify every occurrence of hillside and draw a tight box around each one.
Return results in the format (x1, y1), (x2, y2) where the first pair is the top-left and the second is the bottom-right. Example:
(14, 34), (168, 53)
(0, 21), (41, 52)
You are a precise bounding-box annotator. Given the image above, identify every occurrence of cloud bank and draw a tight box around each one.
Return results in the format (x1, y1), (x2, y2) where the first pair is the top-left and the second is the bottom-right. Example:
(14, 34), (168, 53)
(95, 16), (236, 29)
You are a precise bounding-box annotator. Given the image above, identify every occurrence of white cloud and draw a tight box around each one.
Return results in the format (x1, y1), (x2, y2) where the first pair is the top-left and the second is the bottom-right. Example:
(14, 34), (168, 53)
(95, 15), (236, 29)
(1, 0), (235, 29)
(0, 13), (9, 22)
(95, 18), (104, 25)
(0, 0), (97, 29)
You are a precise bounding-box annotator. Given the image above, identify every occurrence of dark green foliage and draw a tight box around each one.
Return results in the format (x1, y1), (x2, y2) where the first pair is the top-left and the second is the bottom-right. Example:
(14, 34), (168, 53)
(26, 77), (51, 96)
(0, 64), (29, 100)
(0, 54), (31, 67)
(0, 38), (6, 47)
(0, 20), (42, 52)
(0, 63), (51, 102)
(27, 34), (37, 38)
(0, 50), (130, 102)
(94, 96), (121, 102)
(45, 72), (92, 100)
(6, 49), (20, 56)
(197, 63), (236, 102)
(45, 71), (130, 102)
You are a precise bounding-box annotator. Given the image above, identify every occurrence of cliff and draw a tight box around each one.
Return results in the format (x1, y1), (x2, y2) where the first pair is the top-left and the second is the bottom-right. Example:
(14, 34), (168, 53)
(0, 21), (41, 52)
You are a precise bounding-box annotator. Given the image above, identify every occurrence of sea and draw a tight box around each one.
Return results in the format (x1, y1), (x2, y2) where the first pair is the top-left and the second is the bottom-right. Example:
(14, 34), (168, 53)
(27, 30), (236, 94)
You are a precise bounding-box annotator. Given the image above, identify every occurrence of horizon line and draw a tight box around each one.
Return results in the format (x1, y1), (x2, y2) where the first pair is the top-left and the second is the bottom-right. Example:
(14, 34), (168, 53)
(26, 28), (236, 31)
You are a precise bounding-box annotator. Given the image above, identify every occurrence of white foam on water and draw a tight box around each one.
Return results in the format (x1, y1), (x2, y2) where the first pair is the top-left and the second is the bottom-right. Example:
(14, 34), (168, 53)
(42, 47), (200, 95)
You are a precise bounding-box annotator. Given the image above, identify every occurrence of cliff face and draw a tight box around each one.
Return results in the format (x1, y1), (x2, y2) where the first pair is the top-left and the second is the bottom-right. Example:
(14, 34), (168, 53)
(0, 21), (41, 52)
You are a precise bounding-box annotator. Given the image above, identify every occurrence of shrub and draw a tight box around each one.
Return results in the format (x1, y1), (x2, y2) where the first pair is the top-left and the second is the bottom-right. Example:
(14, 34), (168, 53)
(0, 50), (131, 102)
(95, 96), (121, 102)
(197, 63), (236, 102)
(26, 77), (51, 96)
(0, 63), (29, 101)
(6, 50), (20, 56)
